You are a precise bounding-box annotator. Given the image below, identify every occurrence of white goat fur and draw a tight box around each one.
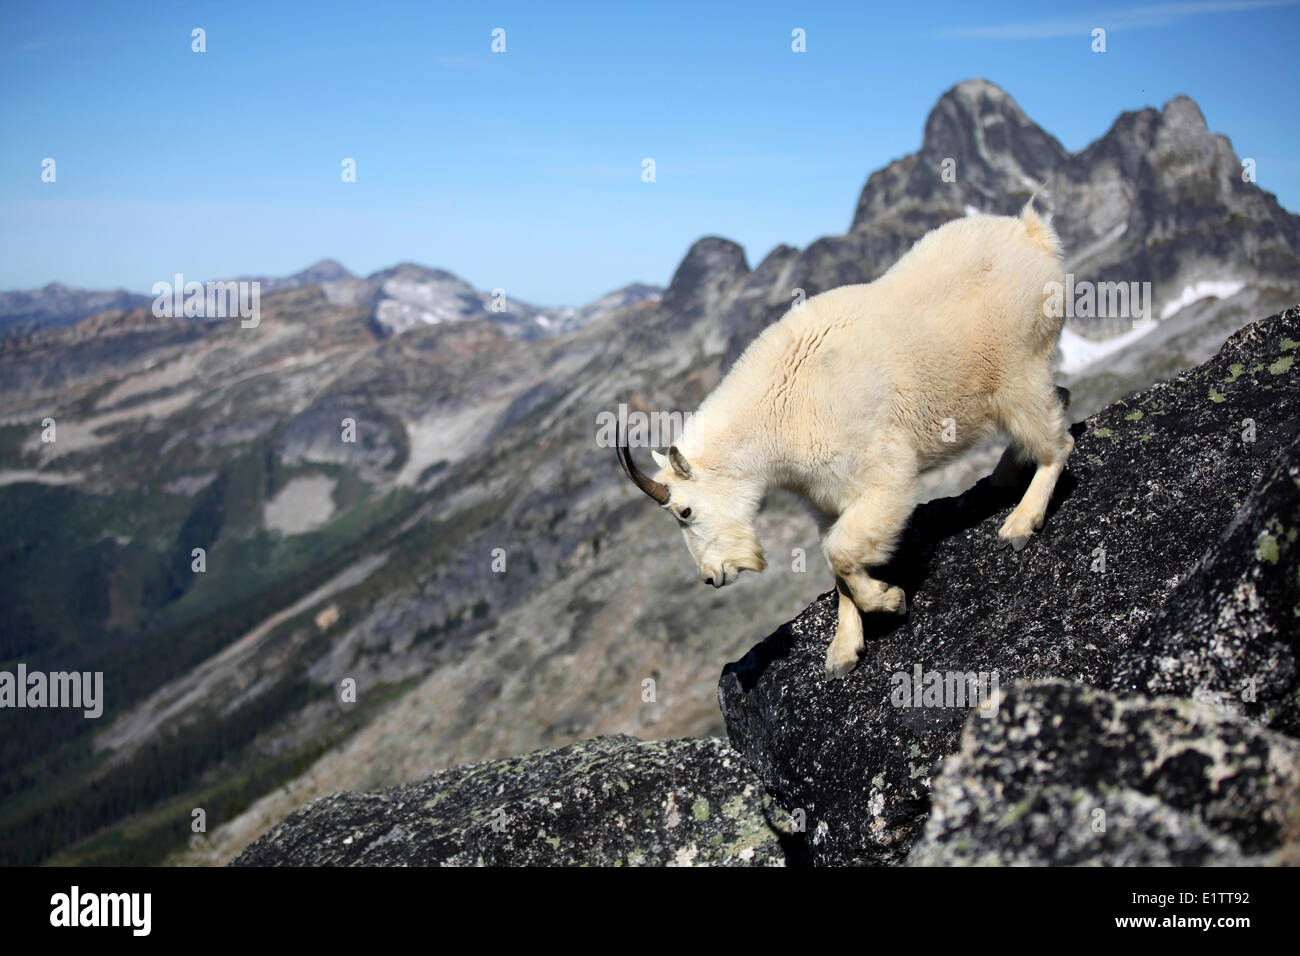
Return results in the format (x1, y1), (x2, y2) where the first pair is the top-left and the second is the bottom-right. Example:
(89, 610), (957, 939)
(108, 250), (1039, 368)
(647, 203), (1073, 676)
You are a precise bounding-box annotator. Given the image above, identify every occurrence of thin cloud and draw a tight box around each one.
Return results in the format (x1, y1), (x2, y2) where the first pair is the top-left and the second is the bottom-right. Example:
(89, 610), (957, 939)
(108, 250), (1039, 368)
(939, 0), (1297, 39)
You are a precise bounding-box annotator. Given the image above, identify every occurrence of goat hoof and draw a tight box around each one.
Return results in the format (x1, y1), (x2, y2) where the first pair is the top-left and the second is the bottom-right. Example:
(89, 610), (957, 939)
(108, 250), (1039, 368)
(997, 533), (1031, 551)
(825, 648), (860, 678)
(998, 515), (1036, 551)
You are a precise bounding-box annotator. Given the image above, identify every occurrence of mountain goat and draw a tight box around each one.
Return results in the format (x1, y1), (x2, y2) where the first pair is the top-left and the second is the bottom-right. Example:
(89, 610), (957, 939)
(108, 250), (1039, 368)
(617, 201), (1072, 676)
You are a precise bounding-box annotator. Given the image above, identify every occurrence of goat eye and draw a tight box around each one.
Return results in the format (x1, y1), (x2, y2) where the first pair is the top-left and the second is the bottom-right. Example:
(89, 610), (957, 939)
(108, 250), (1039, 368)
(680, 507), (692, 519)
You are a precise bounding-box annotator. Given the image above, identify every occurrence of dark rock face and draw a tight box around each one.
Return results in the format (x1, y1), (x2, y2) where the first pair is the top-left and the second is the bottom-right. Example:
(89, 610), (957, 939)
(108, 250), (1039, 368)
(1114, 427), (1300, 731)
(233, 735), (800, 866)
(718, 306), (1300, 865)
(907, 681), (1300, 866)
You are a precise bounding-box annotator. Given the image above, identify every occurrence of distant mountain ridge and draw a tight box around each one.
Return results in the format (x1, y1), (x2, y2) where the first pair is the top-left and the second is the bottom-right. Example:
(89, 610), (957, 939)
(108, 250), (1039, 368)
(231, 258), (355, 293)
(850, 80), (1300, 335)
(313, 263), (662, 340)
(0, 259), (663, 341)
(7, 80), (1294, 353)
(0, 283), (154, 336)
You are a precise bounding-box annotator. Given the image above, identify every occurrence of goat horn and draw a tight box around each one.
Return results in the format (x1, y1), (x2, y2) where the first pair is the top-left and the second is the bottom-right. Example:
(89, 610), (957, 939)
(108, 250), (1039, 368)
(616, 418), (670, 504)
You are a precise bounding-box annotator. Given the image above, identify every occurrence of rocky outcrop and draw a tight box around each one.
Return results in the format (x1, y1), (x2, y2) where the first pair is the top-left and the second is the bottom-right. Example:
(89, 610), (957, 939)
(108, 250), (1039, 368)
(718, 306), (1300, 865)
(1111, 425), (1300, 726)
(907, 680), (1300, 866)
(233, 735), (800, 866)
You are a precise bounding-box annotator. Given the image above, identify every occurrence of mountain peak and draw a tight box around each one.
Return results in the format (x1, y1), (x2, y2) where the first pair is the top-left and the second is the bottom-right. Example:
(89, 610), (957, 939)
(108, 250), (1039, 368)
(920, 79), (1064, 171)
(1161, 93), (1208, 130)
(941, 78), (1018, 112)
(924, 80), (1029, 142)
(371, 262), (464, 284)
(295, 258), (352, 282)
(849, 80), (1067, 234)
(660, 237), (749, 328)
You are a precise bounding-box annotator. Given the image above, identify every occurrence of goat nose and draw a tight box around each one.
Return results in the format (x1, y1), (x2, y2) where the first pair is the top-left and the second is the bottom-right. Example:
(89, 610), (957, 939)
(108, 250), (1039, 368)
(704, 575), (715, 586)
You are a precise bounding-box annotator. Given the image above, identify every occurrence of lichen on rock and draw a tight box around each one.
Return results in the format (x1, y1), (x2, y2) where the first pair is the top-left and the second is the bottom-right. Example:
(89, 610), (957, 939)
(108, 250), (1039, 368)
(233, 735), (801, 866)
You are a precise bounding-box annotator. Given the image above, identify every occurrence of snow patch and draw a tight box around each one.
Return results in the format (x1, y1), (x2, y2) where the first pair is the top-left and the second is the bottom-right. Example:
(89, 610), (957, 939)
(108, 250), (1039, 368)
(1058, 320), (1160, 375)
(1159, 280), (1246, 320)
(264, 473), (338, 535)
(0, 470), (83, 487)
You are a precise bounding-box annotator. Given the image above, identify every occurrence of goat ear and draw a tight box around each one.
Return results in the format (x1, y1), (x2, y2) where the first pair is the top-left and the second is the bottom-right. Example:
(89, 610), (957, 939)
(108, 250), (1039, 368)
(650, 450), (669, 470)
(668, 445), (692, 480)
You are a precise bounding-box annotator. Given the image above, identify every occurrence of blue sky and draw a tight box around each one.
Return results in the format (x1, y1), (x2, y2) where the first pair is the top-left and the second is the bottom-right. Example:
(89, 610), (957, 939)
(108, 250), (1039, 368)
(2, 0), (1297, 306)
